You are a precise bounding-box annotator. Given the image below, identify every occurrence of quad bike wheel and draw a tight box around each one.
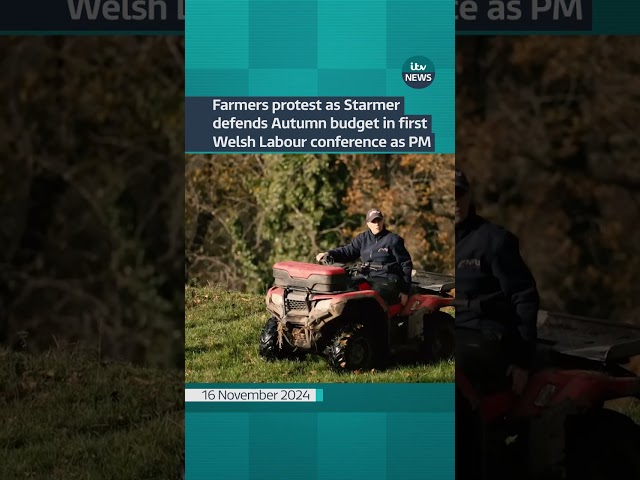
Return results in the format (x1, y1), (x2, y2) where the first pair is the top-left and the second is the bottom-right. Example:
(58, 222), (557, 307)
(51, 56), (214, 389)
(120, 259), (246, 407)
(422, 311), (455, 363)
(326, 323), (375, 372)
(259, 317), (300, 361)
(565, 408), (640, 480)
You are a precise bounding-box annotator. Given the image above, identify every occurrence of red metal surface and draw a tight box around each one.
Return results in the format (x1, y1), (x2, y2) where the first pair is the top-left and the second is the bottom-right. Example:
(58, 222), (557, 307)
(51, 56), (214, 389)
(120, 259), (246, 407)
(313, 290), (388, 312)
(463, 369), (640, 424)
(400, 295), (453, 316)
(480, 392), (517, 423)
(512, 369), (640, 416)
(266, 286), (284, 297)
(273, 261), (346, 279)
(456, 372), (478, 405)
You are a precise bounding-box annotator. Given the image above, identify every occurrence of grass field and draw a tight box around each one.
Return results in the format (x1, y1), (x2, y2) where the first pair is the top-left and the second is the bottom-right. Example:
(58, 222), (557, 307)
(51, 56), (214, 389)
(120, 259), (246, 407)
(606, 398), (640, 425)
(0, 346), (183, 480)
(184, 284), (640, 424)
(185, 285), (455, 383)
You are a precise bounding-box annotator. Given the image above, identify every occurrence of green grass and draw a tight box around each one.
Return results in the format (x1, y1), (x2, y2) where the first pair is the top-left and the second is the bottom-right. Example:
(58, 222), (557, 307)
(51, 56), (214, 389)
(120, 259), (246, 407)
(625, 403), (640, 424)
(606, 398), (640, 425)
(185, 284), (455, 383)
(0, 346), (183, 480)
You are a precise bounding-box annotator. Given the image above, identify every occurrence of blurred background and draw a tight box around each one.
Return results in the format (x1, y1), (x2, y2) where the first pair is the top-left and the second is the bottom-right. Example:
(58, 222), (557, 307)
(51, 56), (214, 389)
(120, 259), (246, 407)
(185, 154), (455, 294)
(0, 37), (185, 366)
(456, 36), (640, 325)
(0, 36), (185, 479)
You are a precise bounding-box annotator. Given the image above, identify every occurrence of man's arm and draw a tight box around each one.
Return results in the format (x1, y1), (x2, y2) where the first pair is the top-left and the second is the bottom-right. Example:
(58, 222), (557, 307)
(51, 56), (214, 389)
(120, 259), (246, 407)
(392, 237), (413, 294)
(491, 231), (540, 367)
(327, 234), (363, 263)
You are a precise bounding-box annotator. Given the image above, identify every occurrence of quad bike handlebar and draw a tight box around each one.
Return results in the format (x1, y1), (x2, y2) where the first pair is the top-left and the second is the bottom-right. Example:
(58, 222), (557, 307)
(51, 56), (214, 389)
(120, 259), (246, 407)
(320, 254), (383, 276)
(319, 253), (335, 265)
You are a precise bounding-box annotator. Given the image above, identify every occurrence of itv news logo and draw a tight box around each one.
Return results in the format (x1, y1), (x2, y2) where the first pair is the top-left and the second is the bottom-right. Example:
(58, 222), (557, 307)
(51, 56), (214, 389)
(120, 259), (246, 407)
(402, 56), (435, 89)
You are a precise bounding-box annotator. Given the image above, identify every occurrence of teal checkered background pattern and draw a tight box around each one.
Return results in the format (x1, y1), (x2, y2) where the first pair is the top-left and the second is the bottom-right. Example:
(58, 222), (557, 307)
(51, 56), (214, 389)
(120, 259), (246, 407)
(185, 2), (455, 475)
(185, 384), (454, 479)
(186, 0), (455, 152)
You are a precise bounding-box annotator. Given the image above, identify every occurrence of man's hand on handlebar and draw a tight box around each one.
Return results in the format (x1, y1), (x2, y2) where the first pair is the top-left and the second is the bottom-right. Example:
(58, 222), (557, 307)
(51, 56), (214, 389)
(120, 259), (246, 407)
(400, 293), (408, 305)
(316, 253), (335, 265)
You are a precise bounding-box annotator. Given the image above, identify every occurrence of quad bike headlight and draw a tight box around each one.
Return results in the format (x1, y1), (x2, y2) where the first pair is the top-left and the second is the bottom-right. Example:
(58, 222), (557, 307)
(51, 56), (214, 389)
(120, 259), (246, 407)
(313, 299), (333, 313)
(270, 293), (283, 306)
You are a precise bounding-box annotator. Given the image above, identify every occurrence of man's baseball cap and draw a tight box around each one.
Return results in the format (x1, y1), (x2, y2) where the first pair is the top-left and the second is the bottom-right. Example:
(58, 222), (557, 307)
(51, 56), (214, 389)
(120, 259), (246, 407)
(455, 169), (470, 192)
(366, 209), (384, 222)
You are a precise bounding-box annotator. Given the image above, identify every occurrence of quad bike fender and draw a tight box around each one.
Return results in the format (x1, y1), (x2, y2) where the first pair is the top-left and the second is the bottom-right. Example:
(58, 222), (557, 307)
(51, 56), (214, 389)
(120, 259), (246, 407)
(265, 286), (285, 317)
(266, 286), (284, 303)
(302, 299), (348, 326)
(312, 290), (388, 319)
(459, 368), (640, 424)
(548, 370), (640, 407)
(400, 294), (453, 317)
(511, 369), (640, 418)
(310, 294), (390, 348)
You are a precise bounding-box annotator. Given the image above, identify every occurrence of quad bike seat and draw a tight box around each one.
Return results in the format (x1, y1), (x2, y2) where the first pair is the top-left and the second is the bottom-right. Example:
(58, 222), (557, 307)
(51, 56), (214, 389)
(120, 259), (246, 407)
(365, 277), (403, 308)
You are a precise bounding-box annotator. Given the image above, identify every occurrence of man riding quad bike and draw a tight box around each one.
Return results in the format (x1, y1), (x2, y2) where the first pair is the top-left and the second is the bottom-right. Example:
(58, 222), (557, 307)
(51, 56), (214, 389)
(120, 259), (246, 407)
(258, 254), (455, 372)
(456, 310), (640, 480)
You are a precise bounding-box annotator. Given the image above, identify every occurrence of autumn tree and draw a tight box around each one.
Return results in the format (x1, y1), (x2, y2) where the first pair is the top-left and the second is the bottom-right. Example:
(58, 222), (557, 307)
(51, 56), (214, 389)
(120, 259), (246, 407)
(339, 154), (455, 274)
(456, 36), (640, 323)
(185, 153), (455, 292)
(0, 37), (185, 365)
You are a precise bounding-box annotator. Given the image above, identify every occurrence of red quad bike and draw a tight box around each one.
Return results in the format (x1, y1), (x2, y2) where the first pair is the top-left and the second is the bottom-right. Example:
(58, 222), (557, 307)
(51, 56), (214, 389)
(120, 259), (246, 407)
(259, 255), (455, 372)
(457, 310), (640, 480)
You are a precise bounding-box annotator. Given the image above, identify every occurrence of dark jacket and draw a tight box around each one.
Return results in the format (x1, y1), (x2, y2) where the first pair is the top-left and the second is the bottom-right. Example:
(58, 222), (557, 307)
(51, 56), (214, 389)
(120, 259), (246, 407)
(328, 228), (413, 294)
(455, 209), (540, 368)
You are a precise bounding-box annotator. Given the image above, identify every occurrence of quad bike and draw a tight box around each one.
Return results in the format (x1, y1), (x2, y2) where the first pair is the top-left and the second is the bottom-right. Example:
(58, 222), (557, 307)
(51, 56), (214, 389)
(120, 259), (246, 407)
(259, 255), (455, 372)
(456, 309), (640, 480)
